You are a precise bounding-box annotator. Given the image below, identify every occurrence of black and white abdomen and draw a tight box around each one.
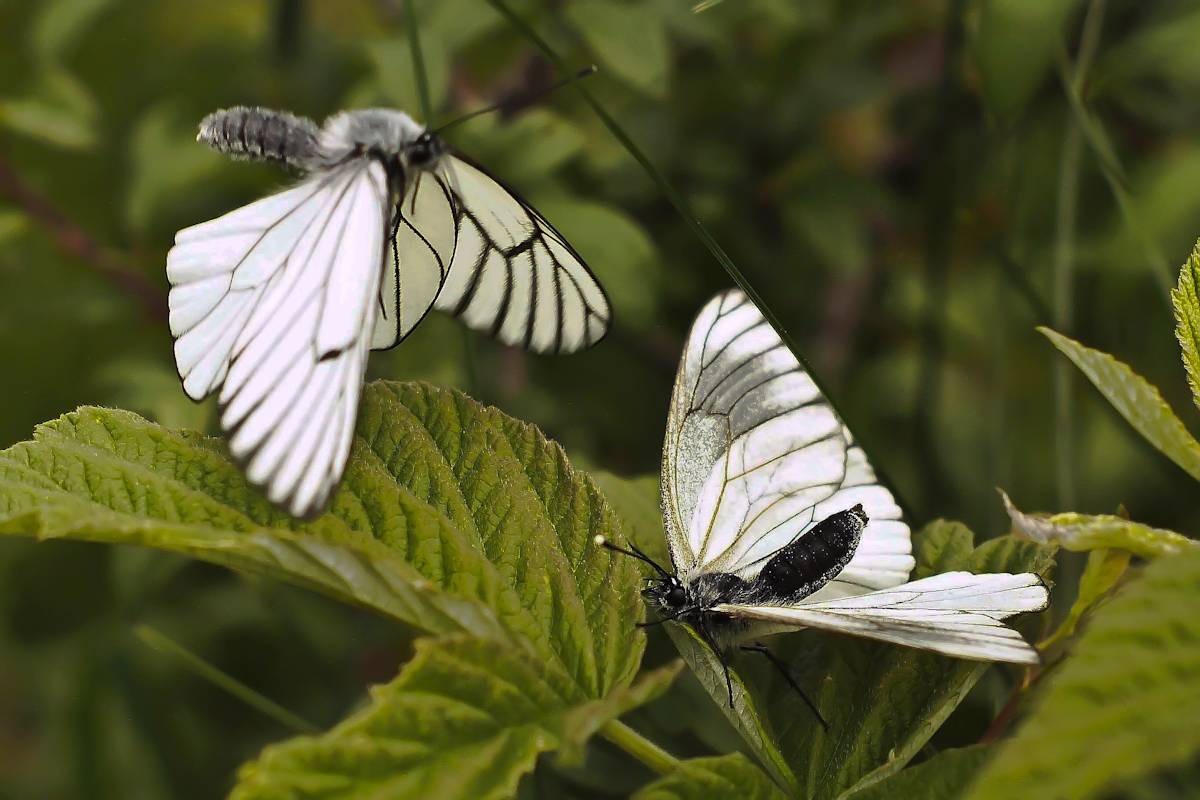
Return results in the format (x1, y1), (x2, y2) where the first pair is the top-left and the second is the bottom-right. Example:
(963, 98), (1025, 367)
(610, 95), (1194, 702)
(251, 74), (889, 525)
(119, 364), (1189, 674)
(198, 107), (320, 170)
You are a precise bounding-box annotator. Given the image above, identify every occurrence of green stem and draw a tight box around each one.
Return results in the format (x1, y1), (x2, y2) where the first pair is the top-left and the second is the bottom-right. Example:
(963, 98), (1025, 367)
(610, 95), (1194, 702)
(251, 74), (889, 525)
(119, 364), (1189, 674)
(1053, 111), (1084, 513)
(599, 719), (680, 776)
(1052, 0), (1107, 512)
(480, 0), (910, 514)
(135, 625), (320, 735)
(403, 0), (433, 125)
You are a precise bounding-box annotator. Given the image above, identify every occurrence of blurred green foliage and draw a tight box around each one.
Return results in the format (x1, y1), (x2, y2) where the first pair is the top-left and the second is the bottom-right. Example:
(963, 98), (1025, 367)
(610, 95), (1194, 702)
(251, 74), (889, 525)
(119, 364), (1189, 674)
(2, 0), (1200, 797)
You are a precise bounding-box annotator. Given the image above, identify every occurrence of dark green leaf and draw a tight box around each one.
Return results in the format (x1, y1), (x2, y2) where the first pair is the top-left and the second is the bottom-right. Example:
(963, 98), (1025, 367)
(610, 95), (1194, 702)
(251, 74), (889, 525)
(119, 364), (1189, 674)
(965, 548), (1200, 799)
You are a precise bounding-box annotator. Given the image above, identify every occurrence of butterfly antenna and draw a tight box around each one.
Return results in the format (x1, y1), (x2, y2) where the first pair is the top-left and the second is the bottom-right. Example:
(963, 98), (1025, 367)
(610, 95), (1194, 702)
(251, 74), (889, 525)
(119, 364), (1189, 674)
(741, 644), (829, 731)
(432, 66), (598, 135)
(593, 535), (671, 578)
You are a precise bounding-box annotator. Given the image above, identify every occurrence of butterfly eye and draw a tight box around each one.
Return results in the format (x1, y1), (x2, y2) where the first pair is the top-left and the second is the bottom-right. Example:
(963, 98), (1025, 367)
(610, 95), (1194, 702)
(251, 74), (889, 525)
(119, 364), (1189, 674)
(666, 585), (687, 607)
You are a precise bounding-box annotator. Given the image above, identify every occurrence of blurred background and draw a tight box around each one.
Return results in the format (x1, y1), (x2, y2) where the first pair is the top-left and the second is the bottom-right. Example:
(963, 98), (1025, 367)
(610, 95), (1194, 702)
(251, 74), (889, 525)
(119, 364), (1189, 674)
(1, 0), (1199, 797)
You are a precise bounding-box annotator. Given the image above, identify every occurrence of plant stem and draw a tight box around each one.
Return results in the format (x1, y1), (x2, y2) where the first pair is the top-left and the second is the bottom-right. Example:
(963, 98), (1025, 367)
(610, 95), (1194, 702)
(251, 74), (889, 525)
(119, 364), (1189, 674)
(480, 0), (910, 515)
(599, 719), (680, 776)
(403, 0), (433, 126)
(1053, 114), (1084, 512)
(1053, 0), (1106, 512)
(135, 625), (320, 735)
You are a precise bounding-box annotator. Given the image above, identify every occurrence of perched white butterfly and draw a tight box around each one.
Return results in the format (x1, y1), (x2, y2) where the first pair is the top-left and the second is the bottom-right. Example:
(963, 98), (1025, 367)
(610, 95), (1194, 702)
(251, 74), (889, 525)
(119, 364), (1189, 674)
(600, 289), (1047, 722)
(167, 106), (612, 518)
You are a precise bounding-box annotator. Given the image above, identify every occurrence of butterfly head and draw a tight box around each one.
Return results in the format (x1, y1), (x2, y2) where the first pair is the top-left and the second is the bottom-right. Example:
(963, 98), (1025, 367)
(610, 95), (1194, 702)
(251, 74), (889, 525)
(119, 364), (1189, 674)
(644, 573), (689, 611)
(405, 130), (446, 171)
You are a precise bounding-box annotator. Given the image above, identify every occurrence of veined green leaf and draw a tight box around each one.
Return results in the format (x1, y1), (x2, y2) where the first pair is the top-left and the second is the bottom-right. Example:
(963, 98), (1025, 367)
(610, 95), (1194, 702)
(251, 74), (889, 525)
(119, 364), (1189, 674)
(632, 754), (787, 800)
(232, 637), (681, 800)
(965, 548), (1200, 800)
(842, 746), (990, 800)
(0, 381), (644, 700)
(1001, 489), (1198, 560)
(1173, 243), (1200, 413)
(1040, 327), (1200, 484)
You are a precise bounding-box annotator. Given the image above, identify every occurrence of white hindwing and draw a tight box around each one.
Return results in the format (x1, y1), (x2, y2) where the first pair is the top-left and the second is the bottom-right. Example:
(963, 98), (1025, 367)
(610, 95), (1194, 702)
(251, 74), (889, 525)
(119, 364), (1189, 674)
(167, 160), (390, 517)
(717, 571), (1050, 664)
(662, 289), (913, 596)
(429, 155), (611, 354)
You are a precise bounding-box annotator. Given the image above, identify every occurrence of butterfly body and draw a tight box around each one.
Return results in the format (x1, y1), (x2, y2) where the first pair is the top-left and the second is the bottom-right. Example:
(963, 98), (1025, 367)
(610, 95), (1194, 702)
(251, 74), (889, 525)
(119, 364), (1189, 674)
(168, 105), (611, 517)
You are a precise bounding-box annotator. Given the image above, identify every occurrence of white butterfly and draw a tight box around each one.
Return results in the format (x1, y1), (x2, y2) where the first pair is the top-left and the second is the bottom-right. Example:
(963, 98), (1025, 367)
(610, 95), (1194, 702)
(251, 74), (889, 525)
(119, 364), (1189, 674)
(167, 106), (611, 518)
(601, 289), (1047, 716)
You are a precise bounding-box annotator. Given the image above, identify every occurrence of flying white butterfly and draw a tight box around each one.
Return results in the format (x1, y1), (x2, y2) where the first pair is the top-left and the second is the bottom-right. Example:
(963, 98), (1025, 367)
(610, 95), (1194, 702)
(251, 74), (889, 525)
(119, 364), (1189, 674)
(600, 289), (1048, 723)
(167, 106), (611, 518)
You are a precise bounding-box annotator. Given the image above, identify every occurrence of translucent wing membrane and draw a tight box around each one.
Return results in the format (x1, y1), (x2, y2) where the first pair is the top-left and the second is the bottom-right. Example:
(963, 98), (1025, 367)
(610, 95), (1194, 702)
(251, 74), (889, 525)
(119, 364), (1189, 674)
(373, 168), (457, 349)
(662, 289), (913, 591)
(430, 155), (611, 353)
(167, 160), (390, 517)
(718, 572), (1049, 664)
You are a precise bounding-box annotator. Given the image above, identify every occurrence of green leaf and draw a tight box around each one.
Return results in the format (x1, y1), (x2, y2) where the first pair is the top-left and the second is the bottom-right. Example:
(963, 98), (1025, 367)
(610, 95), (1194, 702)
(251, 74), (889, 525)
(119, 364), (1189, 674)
(975, 0), (1080, 117)
(565, 0), (671, 97)
(1040, 327), (1200, 484)
(232, 637), (680, 800)
(0, 381), (644, 699)
(534, 199), (659, 328)
(1001, 490), (1196, 561)
(1173, 242), (1200, 413)
(1039, 547), (1129, 651)
(843, 746), (989, 800)
(676, 520), (1053, 800)
(965, 547), (1200, 800)
(632, 754), (788, 800)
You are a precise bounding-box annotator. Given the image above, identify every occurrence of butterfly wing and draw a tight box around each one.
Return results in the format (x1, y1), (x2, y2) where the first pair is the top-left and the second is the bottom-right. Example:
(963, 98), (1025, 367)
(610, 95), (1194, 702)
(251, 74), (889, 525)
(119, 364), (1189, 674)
(167, 160), (390, 518)
(428, 154), (611, 354)
(372, 167), (457, 349)
(717, 571), (1049, 664)
(661, 289), (912, 595)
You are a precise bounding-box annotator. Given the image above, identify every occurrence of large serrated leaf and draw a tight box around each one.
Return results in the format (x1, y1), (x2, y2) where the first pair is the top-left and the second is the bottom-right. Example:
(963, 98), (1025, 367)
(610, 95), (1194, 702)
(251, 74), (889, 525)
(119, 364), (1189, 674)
(964, 548), (1200, 800)
(1173, 243), (1200, 413)
(734, 522), (1052, 800)
(1040, 327), (1200, 483)
(0, 381), (643, 701)
(232, 636), (681, 800)
(843, 746), (990, 800)
(632, 754), (788, 800)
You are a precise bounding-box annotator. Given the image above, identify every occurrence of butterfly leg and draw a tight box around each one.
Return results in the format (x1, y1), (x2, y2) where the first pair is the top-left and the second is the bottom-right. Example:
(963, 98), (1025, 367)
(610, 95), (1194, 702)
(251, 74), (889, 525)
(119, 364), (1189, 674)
(740, 643), (829, 731)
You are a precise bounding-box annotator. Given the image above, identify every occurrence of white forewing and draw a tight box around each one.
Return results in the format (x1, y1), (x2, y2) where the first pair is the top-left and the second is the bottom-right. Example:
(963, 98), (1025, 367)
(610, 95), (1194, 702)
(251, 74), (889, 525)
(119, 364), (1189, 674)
(431, 155), (611, 353)
(717, 572), (1049, 664)
(373, 168), (457, 348)
(662, 289), (912, 591)
(167, 160), (390, 517)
